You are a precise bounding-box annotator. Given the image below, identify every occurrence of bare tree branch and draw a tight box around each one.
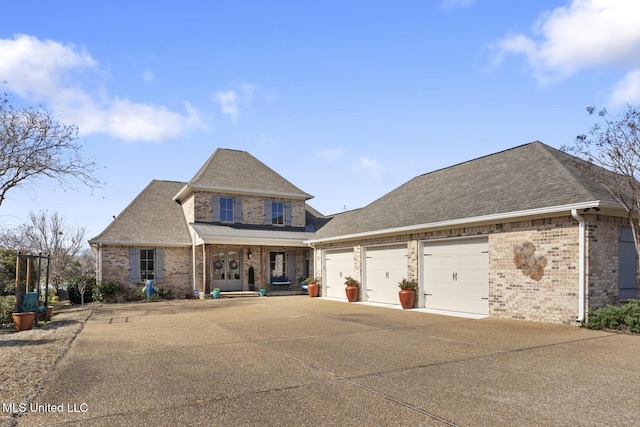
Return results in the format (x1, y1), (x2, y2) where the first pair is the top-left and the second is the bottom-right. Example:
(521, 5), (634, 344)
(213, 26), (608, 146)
(0, 210), (88, 289)
(0, 91), (101, 207)
(563, 104), (640, 254)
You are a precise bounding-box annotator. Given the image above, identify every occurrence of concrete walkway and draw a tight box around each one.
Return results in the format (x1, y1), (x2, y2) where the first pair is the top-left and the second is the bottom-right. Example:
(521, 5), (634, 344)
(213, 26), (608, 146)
(16, 296), (640, 426)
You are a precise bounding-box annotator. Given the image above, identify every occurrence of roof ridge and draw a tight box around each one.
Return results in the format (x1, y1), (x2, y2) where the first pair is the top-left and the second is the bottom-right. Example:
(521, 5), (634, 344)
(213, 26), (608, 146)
(533, 142), (604, 201)
(410, 141), (541, 180)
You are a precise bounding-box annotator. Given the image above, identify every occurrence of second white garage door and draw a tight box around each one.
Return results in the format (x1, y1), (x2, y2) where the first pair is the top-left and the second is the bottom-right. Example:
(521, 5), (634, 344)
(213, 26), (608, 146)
(364, 245), (408, 305)
(422, 237), (489, 316)
(324, 249), (354, 299)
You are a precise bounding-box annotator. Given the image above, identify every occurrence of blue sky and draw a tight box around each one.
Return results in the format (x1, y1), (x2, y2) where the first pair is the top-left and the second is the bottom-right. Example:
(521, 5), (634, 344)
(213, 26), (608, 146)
(1, 0), (640, 244)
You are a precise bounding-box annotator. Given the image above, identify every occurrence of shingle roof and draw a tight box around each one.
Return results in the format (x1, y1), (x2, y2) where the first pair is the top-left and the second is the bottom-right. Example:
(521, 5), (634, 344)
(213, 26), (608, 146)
(177, 148), (312, 200)
(313, 141), (623, 239)
(89, 180), (192, 245)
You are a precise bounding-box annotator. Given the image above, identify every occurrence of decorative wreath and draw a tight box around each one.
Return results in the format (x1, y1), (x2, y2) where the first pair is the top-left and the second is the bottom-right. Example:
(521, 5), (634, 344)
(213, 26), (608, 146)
(213, 260), (223, 270)
(229, 260), (238, 270)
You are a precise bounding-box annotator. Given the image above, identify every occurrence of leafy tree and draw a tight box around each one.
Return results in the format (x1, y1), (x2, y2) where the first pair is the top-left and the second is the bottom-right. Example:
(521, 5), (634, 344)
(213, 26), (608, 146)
(0, 249), (17, 295)
(0, 248), (38, 296)
(563, 105), (640, 253)
(0, 90), (100, 207)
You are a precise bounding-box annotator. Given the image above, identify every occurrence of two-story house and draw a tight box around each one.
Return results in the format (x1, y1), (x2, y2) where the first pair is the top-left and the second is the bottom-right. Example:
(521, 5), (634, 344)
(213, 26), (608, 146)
(89, 148), (320, 297)
(91, 142), (638, 326)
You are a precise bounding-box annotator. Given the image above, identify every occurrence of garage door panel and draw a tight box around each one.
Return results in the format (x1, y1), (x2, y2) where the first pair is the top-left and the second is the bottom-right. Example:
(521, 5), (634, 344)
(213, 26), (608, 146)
(325, 250), (353, 299)
(365, 245), (407, 305)
(423, 238), (488, 316)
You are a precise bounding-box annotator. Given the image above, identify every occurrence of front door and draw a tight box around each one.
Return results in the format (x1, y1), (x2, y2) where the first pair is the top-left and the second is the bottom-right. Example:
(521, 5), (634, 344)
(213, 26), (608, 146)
(212, 249), (242, 291)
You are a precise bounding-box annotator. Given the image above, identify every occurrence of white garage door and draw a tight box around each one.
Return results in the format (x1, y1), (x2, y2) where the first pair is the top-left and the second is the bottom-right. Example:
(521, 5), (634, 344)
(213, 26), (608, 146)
(423, 237), (489, 316)
(324, 249), (354, 299)
(364, 245), (408, 305)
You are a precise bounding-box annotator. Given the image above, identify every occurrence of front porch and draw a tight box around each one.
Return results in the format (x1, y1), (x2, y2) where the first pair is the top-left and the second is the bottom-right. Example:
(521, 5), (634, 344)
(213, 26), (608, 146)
(194, 243), (312, 295)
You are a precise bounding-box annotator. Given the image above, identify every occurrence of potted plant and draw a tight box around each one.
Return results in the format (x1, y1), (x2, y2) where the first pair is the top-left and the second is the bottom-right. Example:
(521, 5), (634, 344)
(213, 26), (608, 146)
(13, 312), (35, 331)
(212, 288), (221, 299)
(398, 279), (418, 309)
(344, 276), (359, 302)
(306, 276), (320, 298)
(258, 285), (267, 297)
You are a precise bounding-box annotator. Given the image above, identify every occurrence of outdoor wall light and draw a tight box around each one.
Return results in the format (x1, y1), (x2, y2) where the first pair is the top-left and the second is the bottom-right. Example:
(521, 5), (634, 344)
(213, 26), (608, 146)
(248, 249), (252, 259)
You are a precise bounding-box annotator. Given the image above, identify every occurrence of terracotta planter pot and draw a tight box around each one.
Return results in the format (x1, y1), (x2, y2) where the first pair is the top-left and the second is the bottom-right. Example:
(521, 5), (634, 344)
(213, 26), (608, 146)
(46, 306), (54, 321)
(308, 283), (319, 298)
(399, 289), (415, 309)
(345, 285), (359, 302)
(13, 312), (35, 332)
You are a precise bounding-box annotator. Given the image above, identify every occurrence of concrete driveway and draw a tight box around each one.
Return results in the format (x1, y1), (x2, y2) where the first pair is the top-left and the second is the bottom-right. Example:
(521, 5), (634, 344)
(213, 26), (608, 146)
(17, 296), (640, 426)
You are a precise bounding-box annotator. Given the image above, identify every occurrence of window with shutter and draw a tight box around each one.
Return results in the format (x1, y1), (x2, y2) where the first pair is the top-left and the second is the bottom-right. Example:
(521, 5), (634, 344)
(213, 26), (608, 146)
(129, 247), (140, 283)
(155, 248), (164, 283)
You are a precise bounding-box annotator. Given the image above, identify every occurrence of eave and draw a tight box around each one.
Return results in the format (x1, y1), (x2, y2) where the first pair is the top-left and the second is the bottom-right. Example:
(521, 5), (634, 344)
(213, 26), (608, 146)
(306, 201), (613, 244)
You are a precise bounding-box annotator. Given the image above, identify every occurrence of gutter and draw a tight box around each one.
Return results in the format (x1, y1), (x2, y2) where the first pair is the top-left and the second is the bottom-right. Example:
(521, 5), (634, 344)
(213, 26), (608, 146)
(571, 209), (586, 323)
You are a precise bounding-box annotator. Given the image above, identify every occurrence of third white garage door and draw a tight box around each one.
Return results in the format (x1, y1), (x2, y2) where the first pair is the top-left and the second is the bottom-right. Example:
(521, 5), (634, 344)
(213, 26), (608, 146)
(364, 245), (408, 305)
(422, 237), (489, 316)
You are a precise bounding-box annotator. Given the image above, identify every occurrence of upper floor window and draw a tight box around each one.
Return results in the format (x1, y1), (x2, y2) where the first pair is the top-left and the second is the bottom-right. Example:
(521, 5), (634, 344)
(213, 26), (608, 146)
(264, 199), (292, 226)
(220, 197), (234, 222)
(272, 202), (284, 225)
(213, 196), (242, 223)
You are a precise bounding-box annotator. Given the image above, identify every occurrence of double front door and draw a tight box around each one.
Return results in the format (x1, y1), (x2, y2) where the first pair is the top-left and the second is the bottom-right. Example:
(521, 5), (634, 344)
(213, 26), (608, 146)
(212, 250), (242, 291)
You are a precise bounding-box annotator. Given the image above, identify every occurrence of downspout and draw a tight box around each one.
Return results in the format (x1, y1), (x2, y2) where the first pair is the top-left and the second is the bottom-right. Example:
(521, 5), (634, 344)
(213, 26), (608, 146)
(571, 209), (586, 322)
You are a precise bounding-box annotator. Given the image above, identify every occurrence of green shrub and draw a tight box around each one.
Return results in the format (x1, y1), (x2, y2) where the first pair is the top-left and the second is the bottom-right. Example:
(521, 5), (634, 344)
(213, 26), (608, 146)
(68, 278), (95, 305)
(585, 300), (640, 333)
(0, 295), (16, 325)
(136, 285), (172, 301)
(94, 279), (123, 303)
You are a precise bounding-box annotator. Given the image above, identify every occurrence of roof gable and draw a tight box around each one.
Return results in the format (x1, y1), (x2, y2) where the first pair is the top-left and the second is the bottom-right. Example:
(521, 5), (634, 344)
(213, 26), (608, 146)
(90, 180), (192, 245)
(177, 148), (312, 200)
(314, 141), (625, 239)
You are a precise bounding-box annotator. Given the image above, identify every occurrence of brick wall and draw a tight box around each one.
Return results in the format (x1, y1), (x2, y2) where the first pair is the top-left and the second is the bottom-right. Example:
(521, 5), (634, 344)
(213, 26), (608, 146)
(100, 245), (192, 297)
(313, 214), (630, 324)
(192, 191), (306, 227)
(181, 193), (195, 224)
(585, 215), (636, 314)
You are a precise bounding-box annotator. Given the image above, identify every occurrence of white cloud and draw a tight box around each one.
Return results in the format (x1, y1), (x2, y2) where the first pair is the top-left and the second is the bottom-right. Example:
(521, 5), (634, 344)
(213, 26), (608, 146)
(212, 80), (259, 123)
(318, 148), (344, 161)
(354, 156), (384, 180)
(440, 0), (474, 10)
(213, 90), (240, 123)
(493, 0), (640, 99)
(609, 69), (640, 106)
(142, 69), (154, 83)
(0, 34), (204, 142)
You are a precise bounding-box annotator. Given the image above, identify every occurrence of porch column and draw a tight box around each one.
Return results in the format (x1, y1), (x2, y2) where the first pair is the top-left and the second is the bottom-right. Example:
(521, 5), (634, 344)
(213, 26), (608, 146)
(202, 244), (206, 293)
